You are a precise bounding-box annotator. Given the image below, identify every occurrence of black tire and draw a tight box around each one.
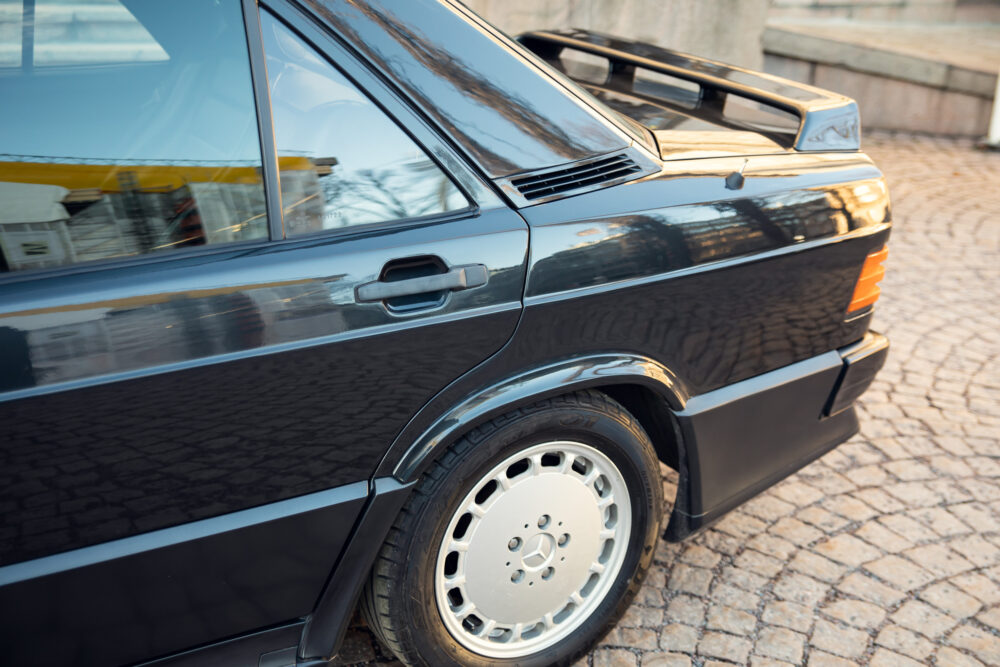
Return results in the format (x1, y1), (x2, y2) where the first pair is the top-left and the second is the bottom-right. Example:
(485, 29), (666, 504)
(360, 390), (664, 667)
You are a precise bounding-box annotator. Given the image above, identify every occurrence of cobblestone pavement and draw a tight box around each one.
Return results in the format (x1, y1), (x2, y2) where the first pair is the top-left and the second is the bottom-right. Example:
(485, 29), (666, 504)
(337, 133), (1000, 666)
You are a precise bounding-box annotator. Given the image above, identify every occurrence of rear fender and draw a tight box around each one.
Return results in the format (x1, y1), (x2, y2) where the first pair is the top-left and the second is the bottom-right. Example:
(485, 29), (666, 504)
(391, 352), (690, 482)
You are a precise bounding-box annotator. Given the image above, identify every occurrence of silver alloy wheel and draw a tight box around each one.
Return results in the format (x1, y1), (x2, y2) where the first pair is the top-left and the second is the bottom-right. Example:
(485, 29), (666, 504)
(434, 440), (633, 657)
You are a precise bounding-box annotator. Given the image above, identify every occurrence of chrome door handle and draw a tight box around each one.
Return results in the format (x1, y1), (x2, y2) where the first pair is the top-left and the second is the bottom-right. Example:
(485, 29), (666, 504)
(356, 264), (489, 303)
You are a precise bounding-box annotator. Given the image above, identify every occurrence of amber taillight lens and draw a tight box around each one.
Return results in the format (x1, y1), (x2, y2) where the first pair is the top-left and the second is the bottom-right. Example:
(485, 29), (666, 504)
(848, 245), (888, 313)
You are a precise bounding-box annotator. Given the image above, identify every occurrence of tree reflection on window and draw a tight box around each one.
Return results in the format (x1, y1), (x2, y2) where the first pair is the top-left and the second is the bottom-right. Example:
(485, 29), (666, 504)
(260, 10), (468, 237)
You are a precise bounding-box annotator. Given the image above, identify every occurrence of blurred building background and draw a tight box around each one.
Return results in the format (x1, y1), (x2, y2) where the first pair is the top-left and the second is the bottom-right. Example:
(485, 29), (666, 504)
(466, 0), (1000, 138)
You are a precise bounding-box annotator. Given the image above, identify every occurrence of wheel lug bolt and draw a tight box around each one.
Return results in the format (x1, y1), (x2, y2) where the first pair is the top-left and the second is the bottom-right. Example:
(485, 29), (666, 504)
(542, 567), (554, 580)
(558, 533), (570, 547)
(508, 537), (521, 551)
(538, 514), (550, 529)
(511, 570), (524, 583)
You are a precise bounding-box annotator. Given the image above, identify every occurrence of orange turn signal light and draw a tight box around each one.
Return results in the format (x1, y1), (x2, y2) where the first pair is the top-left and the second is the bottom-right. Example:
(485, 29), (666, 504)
(848, 245), (888, 313)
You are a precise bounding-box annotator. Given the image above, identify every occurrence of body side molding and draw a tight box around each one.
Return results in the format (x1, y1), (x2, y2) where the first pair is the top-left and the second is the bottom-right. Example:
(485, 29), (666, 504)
(0, 483), (368, 667)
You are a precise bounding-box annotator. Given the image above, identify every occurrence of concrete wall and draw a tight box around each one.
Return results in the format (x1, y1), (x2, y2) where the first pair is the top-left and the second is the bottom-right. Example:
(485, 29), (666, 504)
(766, 53), (994, 135)
(762, 6), (999, 136)
(770, 0), (1000, 22)
(461, 0), (998, 137)
(463, 0), (771, 70)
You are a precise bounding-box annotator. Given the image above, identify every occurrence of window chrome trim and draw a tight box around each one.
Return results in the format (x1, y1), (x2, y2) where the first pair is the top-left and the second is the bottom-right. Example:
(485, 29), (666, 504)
(0, 203), (480, 287)
(243, 0), (285, 241)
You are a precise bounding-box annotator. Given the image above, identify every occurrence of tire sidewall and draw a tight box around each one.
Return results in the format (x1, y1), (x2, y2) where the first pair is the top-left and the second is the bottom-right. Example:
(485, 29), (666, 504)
(398, 398), (663, 667)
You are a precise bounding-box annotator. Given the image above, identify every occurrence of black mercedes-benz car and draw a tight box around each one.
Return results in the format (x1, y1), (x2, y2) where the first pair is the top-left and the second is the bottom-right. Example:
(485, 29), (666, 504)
(0, 1), (890, 665)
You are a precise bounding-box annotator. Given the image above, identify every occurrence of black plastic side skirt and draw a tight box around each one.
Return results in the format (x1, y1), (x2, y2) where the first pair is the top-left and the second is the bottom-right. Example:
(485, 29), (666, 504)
(665, 351), (858, 541)
(141, 623), (304, 667)
(297, 477), (415, 665)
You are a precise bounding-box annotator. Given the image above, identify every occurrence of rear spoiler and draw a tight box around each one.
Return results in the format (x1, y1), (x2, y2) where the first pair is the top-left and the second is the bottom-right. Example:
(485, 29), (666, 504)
(519, 30), (861, 152)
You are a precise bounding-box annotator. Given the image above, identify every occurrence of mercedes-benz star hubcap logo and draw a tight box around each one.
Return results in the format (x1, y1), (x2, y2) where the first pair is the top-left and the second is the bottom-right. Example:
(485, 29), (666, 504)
(521, 533), (555, 570)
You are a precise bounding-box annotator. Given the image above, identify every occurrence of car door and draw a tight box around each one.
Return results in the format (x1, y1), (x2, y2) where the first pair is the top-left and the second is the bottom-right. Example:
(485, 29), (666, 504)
(0, 2), (528, 666)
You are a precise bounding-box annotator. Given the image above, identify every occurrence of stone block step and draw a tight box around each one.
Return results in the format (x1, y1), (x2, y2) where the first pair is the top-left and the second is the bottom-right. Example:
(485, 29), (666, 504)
(763, 19), (1000, 135)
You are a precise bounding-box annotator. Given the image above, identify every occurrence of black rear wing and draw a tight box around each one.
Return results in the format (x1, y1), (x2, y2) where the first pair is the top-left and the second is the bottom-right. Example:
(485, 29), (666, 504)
(519, 30), (861, 152)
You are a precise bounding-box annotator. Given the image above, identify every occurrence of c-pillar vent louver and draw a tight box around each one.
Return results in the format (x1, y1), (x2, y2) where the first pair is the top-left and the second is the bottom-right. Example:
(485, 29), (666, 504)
(510, 154), (642, 201)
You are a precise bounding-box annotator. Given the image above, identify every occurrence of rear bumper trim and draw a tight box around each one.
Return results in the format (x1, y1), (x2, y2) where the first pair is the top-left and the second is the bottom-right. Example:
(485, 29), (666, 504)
(827, 331), (890, 416)
(665, 331), (887, 541)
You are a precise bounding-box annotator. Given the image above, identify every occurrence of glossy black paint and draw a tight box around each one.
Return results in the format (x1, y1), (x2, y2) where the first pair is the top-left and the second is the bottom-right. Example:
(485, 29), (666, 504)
(392, 353), (687, 482)
(523, 154), (887, 300)
(0, 207), (526, 566)
(0, 484), (366, 667)
(381, 154), (891, 481)
(0, 1), (894, 665)
(0, 2), (530, 663)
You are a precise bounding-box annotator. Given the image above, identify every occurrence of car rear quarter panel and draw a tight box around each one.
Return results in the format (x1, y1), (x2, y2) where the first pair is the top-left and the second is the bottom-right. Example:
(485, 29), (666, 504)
(518, 151), (891, 396)
(377, 151), (890, 483)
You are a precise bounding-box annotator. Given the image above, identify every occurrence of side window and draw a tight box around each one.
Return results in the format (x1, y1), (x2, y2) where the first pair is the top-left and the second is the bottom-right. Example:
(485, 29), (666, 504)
(260, 11), (469, 237)
(0, 0), (268, 273)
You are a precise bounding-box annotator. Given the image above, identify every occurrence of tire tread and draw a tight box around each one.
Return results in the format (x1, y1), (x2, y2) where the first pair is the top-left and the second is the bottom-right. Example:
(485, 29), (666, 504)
(360, 390), (655, 666)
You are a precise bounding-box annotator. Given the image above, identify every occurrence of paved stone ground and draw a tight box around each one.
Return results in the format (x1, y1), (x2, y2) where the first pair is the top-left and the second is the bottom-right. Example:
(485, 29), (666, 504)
(336, 133), (1000, 666)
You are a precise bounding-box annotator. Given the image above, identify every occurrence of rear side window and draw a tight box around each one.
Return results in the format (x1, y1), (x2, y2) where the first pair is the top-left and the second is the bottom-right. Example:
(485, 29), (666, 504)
(0, 0), (268, 273)
(259, 11), (468, 237)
